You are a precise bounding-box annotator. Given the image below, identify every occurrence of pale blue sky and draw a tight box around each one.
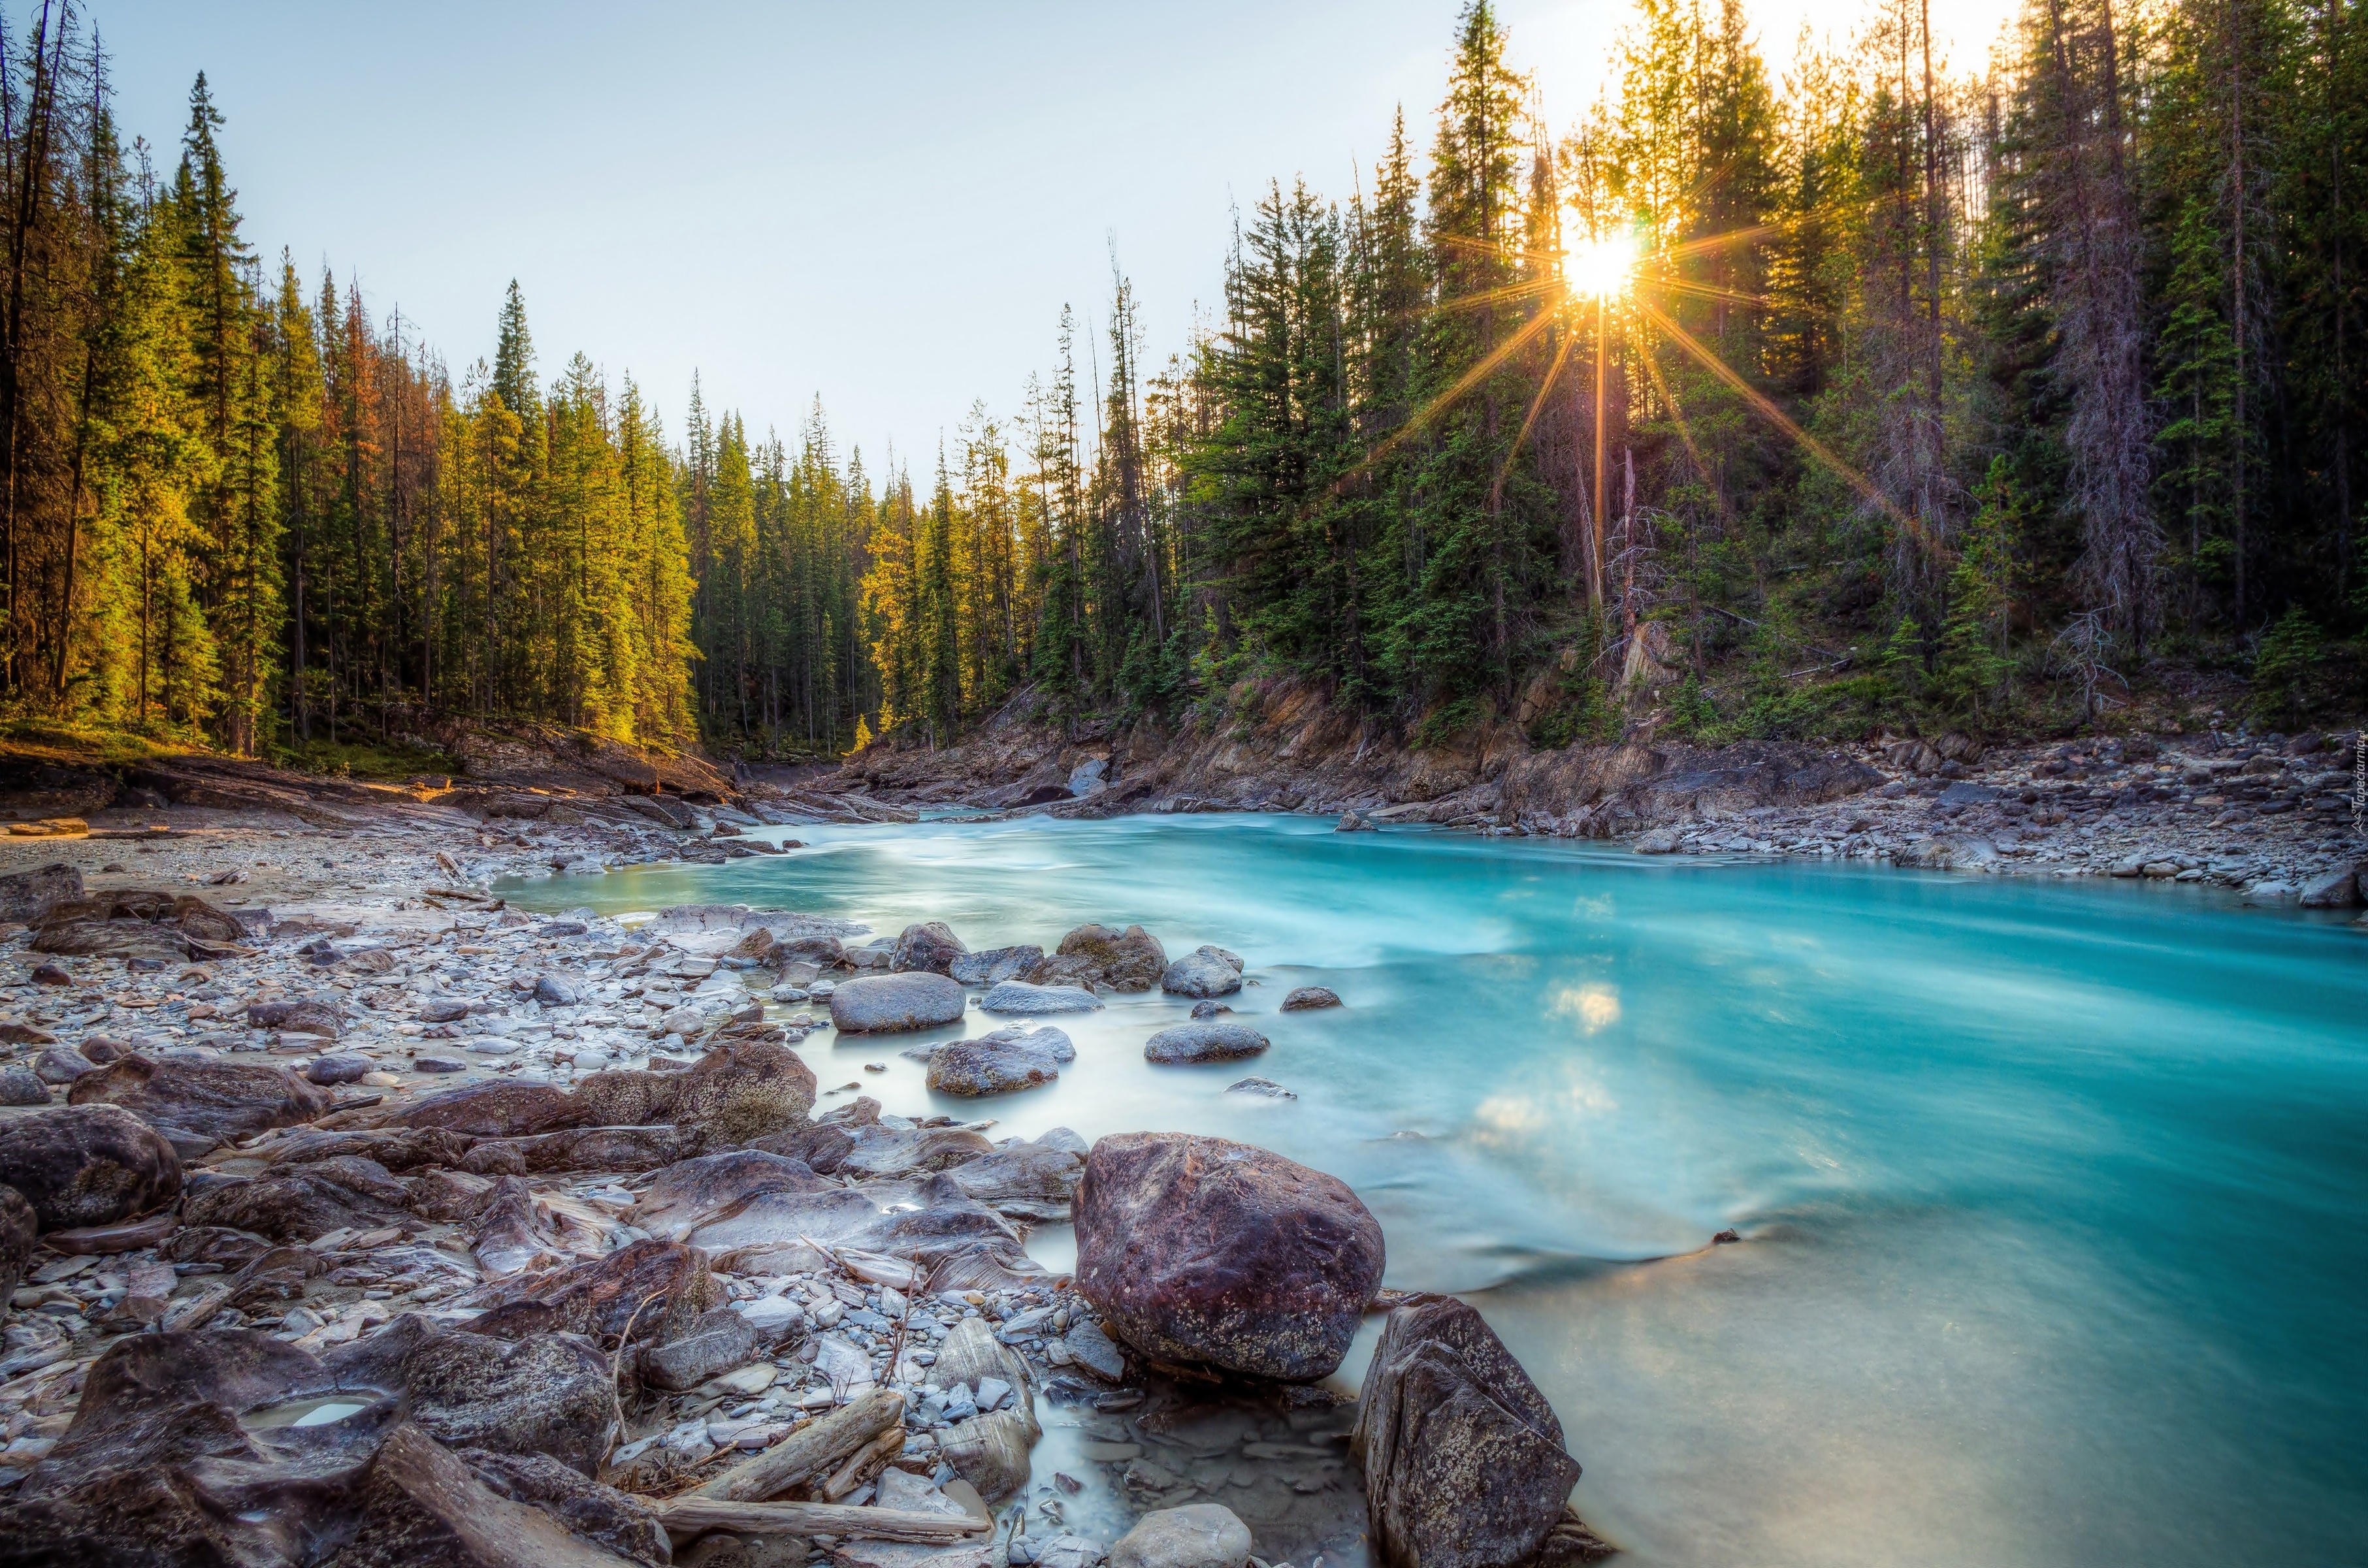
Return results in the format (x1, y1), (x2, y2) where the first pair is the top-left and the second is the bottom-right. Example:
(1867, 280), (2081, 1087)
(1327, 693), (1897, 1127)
(91, 0), (2011, 466)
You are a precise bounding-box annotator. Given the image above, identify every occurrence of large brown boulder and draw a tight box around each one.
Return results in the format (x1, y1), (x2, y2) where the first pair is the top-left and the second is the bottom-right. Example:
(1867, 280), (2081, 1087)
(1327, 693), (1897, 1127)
(1072, 1133), (1382, 1381)
(182, 1156), (414, 1243)
(69, 1053), (332, 1158)
(332, 1317), (620, 1478)
(670, 1037), (816, 1149)
(0, 1103), (182, 1230)
(30, 889), (253, 961)
(0, 863), (82, 923)
(890, 920), (969, 976)
(1027, 923), (1167, 992)
(461, 1237), (719, 1347)
(1350, 1294), (1583, 1568)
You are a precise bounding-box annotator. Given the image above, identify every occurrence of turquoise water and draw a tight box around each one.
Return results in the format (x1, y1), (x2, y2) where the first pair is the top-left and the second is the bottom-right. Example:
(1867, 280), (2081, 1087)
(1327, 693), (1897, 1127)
(502, 815), (2368, 1567)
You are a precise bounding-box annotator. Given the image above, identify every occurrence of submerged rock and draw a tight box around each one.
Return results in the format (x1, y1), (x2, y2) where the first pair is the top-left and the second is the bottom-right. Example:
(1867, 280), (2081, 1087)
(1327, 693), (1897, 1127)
(1143, 1023), (1268, 1066)
(0, 1103), (182, 1230)
(1352, 1292), (1585, 1568)
(830, 972), (967, 1032)
(1160, 946), (1244, 1000)
(980, 980), (1102, 1015)
(1110, 1504), (1253, 1568)
(926, 1027), (1072, 1096)
(1073, 1132), (1383, 1381)
(949, 944), (1045, 985)
(1278, 986), (1340, 1012)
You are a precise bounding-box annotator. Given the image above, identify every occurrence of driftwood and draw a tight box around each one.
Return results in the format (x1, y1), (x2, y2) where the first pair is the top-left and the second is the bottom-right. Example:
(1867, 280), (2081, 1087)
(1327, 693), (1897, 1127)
(688, 1387), (905, 1503)
(656, 1497), (988, 1543)
(820, 1426), (908, 1502)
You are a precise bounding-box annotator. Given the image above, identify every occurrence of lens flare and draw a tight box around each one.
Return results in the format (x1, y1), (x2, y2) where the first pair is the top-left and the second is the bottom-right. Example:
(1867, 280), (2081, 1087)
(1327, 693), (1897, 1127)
(1565, 231), (1638, 299)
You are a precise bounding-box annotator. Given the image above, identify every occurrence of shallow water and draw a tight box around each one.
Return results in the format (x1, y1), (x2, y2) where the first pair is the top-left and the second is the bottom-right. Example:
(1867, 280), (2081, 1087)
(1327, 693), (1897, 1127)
(502, 814), (2368, 1567)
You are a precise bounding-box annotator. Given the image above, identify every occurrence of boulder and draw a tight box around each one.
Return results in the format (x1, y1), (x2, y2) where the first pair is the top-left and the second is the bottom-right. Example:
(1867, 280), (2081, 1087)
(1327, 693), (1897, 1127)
(31, 891), (252, 961)
(30, 1045), (95, 1084)
(342, 1316), (621, 1477)
(2298, 865), (2363, 908)
(1160, 947), (1244, 1000)
(1350, 1293), (1584, 1568)
(926, 1027), (1073, 1096)
(248, 996), (347, 1037)
(462, 1238), (719, 1347)
(891, 921), (970, 976)
(831, 972), (967, 1032)
(183, 1156), (414, 1243)
(0, 1065), (48, 1105)
(1073, 1132), (1383, 1381)
(1109, 1505), (1254, 1568)
(534, 973), (588, 1006)
(938, 1131), (1086, 1221)
(980, 980), (1103, 1015)
(1336, 812), (1375, 833)
(1630, 828), (1679, 855)
(0, 1103), (182, 1230)
(1279, 986), (1341, 1012)
(68, 1053), (335, 1158)
(307, 1052), (375, 1086)
(668, 1036), (818, 1150)
(1143, 1023), (1269, 1066)
(1027, 923), (1167, 993)
(420, 999), (473, 1024)
(640, 1304), (760, 1390)
(394, 1080), (585, 1138)
(0, 862), (82, 921)
(949, 945), (1044, 985)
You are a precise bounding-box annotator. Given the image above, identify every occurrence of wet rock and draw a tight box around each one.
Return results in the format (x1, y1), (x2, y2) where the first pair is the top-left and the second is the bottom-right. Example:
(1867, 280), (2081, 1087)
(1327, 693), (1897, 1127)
(927, 1028), (1073, 1096)
(534, 973), (588, 1006)
(1028, 923), (1167, 993)
(463, 1238), (718, 1347)
(1188, 1000), (1232, 1021)
(0, 1184), (35, 1304)
(1279, 987), (1340, 1012)
(938, 1130), (1086, 1221)
(1336, 811), (1375, 833)
(633, 1149), (830, 1240)
(949, 945), (1045, 985)
(184, 1155), (414, 1243)
(308, 1051), (376, 1086)
(1073, 1132), (1384, 1381)
(31, 1044), (96, 1084)
(938, 1405), (1040, 1504)
(980, 980), (1102, 1015)
(1351, 1292), (1584, 1568)
(831, 972), (967, 1032)
(1109, 1505), (1253, 1568)
(269, 1125), (479, 1171)
(68, 1052), (336, 1159)
(317, 1420), (638, 1567)
(0, 1102), (182, 1230)
(1630, 828), (1679, 855)
(2299, 865), (2363, 908)
(1180, 955), (1259, 1004)
(248, 996), (348, 1036)
(1143, 1023), (1269, 1066)
(892, 921), (971, 976)
(0, 1065), (48, 1105)
(1224, 1077), (1296, 1100)
(0, 862), (82, 922)
(395, 1080), (585, 1138)
(337, 1316), (621, 1477)
(1060, 1317), (1127, 1381)
(472, 1176), (565, 1277)
(640, 1305), (760, 1390)
(457, 1446), (671, 1565)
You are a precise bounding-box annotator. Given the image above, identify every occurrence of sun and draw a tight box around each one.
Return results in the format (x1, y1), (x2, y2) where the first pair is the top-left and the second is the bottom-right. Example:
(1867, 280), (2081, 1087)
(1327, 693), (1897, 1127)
(1565, 230), (1638, 300)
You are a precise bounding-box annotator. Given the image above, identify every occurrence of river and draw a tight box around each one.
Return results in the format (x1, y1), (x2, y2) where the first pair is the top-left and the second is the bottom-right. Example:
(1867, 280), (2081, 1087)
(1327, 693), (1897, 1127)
(501, 813), (2368, 1568)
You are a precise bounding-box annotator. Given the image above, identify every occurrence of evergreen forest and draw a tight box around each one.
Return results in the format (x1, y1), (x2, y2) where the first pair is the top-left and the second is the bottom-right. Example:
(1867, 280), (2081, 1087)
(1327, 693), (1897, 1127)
(1, 0), (2361, 765)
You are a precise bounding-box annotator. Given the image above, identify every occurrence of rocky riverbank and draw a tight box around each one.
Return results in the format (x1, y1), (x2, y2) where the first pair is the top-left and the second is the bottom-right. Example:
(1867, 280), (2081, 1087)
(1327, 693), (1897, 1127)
(826, 685), (2368, 916)
(0, 765), (1608, 1568)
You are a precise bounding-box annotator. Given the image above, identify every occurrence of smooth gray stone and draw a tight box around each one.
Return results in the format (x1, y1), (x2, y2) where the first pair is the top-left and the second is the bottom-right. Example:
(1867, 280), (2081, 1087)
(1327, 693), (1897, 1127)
(830, 972), (966, 1032)
(981, 981), (1102, 1016)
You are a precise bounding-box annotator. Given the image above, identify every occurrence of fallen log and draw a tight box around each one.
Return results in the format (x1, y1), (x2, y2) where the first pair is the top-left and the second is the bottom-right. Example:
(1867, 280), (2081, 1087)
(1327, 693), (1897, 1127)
(656, 1497), (987, 1544)
(688, 1387), (905, 1503)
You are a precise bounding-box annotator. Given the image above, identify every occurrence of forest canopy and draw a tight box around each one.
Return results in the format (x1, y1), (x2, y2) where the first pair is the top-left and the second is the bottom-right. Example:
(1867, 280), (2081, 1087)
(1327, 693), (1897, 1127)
(0, 0), (2357, 763)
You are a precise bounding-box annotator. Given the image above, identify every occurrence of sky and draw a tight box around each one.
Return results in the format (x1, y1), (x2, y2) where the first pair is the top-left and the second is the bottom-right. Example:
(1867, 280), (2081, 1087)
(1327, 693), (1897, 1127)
(90, 0), (2019, 468)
